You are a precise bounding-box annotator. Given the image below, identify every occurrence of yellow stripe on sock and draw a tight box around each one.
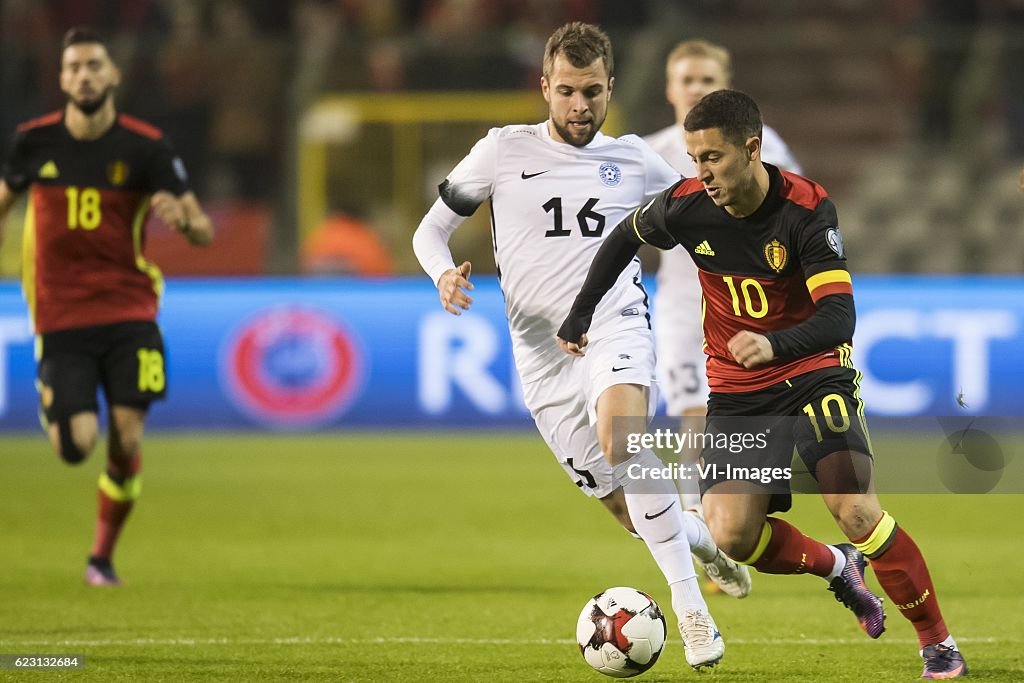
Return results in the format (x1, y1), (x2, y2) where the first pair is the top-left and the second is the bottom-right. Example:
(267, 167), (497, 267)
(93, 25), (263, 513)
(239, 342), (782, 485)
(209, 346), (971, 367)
(740, 521), (773, 565)
(98, 472), (142, 502)
(854, 511), (896, 557)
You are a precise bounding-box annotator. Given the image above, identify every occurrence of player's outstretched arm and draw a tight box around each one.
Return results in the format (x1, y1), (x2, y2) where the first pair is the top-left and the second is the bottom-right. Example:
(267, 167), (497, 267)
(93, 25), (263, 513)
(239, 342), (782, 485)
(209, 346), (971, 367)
(412, 198), (473, 316)
(0, 180), (21, 248)
(557, 222), (644, 354)
(151, 191), (213, 246)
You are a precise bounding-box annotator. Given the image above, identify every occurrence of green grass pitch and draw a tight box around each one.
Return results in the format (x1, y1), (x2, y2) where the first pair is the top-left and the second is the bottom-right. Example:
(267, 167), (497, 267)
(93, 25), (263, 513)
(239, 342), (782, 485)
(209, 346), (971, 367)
(1, 433), (1021, 681)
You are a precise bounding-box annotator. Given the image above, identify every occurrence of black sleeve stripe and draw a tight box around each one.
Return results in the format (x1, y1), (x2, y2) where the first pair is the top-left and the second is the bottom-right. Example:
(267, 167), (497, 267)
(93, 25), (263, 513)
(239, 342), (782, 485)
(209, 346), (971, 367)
(438, 179), (483, 218)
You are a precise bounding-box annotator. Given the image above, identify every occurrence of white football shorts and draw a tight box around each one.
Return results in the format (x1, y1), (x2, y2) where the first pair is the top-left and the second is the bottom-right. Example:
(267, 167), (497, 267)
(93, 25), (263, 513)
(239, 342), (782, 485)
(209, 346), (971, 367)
(522, 327), (658, 498)
(653, 249), (709, 416)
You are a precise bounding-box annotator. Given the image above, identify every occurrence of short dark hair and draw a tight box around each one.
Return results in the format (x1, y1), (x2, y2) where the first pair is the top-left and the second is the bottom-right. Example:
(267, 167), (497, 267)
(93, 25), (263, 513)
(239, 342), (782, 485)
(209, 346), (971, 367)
(684, 89), (762, 147)
(62, 26), (107, 52)
(543, 22), (613, 79)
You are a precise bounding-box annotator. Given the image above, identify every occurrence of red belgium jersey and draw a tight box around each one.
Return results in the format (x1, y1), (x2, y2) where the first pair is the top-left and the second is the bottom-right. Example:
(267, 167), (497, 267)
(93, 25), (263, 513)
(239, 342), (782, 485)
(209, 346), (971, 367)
(632, 165), (854, 392)
(2, 111), (190, 333)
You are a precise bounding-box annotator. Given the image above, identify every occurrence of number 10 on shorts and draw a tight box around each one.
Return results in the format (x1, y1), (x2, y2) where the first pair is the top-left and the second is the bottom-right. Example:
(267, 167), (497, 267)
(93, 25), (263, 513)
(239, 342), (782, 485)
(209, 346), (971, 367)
(802, 393), (851, 443)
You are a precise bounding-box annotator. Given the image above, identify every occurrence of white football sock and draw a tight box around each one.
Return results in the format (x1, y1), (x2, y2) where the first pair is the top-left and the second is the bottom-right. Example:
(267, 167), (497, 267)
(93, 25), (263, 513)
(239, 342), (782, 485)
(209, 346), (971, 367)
(928, 635), (958, 655)
(613, 449), (703, 614)
(825, 545), (846, 581)
(681, 509), (718, 563)
(676, 472), (702, 511)
(670, 576), (708, 615)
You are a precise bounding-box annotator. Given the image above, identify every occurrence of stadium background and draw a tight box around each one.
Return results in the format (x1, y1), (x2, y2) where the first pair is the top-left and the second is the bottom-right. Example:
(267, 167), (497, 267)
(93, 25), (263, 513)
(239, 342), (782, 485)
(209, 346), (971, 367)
(1, 2), (1022, 681)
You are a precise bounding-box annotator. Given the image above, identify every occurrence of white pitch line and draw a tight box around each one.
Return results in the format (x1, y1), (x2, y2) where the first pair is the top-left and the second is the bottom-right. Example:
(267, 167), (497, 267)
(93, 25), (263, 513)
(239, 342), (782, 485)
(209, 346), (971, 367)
(0, 636), (1006, 648)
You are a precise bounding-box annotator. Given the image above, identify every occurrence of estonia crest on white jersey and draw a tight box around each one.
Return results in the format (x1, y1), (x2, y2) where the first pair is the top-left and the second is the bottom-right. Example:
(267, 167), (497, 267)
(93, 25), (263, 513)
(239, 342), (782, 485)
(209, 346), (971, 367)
(439, 122), (680, 382)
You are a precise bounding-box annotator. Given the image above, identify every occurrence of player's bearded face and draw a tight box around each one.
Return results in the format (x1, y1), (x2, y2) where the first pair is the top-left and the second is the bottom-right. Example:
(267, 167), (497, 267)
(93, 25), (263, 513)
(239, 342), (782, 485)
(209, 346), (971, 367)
(68, 84), (114, 115)
(542, 55), (612, 147)
(60, 44), (120, 116)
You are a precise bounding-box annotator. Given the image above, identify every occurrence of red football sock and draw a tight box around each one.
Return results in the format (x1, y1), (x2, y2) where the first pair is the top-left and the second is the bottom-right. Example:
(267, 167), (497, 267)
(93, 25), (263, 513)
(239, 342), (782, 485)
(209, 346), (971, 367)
(865, 526), (949, 647)
(751, 517), (836, 577)
(90, 454), (141, 560)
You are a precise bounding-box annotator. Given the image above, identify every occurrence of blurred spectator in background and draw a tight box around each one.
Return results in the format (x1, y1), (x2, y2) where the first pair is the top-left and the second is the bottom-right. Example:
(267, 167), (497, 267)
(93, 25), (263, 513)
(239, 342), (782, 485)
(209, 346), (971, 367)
(154, 0), (211, 194)
(915, 0), (981, 150)
(302, 211), (394, 276)
(1, 1), (55, 139)
(0, 0), (1014, 278)
(405, 0), (524, 90)
(288, 0), (346, 113)
(1003, 0), (1024, 157)
(207, 0), (287, 200)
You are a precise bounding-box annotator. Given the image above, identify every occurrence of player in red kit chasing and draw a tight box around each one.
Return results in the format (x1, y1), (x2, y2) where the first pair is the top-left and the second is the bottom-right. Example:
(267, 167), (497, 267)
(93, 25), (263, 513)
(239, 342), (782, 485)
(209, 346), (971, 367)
(0, 27), (213, 586)
(558, 90), (965, 679)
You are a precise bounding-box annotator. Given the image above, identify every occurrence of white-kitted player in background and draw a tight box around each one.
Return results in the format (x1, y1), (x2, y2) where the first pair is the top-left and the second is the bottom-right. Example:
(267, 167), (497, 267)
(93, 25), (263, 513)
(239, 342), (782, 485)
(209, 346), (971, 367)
(412, 22), (749, 671)
(645, 39), (803, 514)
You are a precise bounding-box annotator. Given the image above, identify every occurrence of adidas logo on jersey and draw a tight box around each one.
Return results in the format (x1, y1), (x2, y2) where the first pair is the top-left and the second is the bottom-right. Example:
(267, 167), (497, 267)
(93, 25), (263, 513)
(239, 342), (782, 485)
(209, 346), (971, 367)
(39, 160), (59, 178)
(694, 240), (715, 256)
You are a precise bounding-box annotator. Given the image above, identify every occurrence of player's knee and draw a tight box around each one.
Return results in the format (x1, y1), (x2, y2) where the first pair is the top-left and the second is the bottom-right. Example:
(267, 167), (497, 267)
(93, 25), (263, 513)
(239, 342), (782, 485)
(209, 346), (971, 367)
(113, 431), (142, 459)
(596, 422), (615, 462)
(59, 438), (88, 464)
(830, 498), (881, 540)
(596, 423), (633, 466)
(53, 418), (97, 465)
(705, 513), (759, 561)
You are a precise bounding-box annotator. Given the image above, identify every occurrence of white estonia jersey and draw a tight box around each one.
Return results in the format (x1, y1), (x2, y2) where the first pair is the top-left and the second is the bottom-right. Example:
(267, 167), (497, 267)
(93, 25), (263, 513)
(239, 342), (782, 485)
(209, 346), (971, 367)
(644, 122), (802, 297)
(440, 122), (681, 383)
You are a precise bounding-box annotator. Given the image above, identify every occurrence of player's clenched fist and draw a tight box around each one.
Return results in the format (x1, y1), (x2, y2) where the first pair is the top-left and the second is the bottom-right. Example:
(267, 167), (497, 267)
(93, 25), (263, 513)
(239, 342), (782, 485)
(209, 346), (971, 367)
(438, 261), (474, 315)
(151, 191), (188, 232)
(727, 330), (774, 369)
(556, 333), (589, 357)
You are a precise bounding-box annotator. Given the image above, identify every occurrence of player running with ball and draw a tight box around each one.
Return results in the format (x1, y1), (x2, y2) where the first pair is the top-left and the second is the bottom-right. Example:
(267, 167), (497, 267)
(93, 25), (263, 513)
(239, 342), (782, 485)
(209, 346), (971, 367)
(558, 89), (966, 680)
(413, 22), (750, 670)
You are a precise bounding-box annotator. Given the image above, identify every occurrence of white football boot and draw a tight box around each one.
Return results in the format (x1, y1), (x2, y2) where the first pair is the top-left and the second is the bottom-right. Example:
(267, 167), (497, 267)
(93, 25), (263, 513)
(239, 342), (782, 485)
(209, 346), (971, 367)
(687, 508), (753, 599)
(678, 607), (725, 669)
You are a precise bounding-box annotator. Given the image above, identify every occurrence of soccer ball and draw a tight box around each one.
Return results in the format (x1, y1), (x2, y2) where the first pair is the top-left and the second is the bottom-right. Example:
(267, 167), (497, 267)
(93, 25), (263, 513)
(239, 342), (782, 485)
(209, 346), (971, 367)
(576, 586), (667, 678)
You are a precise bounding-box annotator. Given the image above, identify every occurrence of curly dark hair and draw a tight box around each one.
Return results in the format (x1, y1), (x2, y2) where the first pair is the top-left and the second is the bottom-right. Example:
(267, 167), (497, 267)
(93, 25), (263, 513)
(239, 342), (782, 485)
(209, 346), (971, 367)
(684, 89), (763, 147)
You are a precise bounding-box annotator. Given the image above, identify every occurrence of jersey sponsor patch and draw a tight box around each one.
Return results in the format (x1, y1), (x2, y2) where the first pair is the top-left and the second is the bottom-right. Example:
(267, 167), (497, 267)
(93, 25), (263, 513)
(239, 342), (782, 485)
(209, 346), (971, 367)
(826, 226), (845, 257)
(598, 161), (622, 187)
(764, 239), (788, 272)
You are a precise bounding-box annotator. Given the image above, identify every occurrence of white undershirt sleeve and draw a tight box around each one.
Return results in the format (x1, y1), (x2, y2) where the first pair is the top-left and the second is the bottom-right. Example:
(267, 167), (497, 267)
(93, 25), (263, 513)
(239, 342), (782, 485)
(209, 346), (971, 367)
(412, 198), (466, 286)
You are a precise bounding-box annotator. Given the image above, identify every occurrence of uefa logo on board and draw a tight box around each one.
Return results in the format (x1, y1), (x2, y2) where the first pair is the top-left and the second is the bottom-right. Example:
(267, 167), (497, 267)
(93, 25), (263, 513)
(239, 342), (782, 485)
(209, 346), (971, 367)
(221, 307), (363, 427)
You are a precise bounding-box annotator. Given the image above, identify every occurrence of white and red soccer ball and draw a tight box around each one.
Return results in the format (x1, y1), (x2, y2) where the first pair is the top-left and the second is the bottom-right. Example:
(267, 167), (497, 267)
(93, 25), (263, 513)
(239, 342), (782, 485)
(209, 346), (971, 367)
(576, 586), (667, 678)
